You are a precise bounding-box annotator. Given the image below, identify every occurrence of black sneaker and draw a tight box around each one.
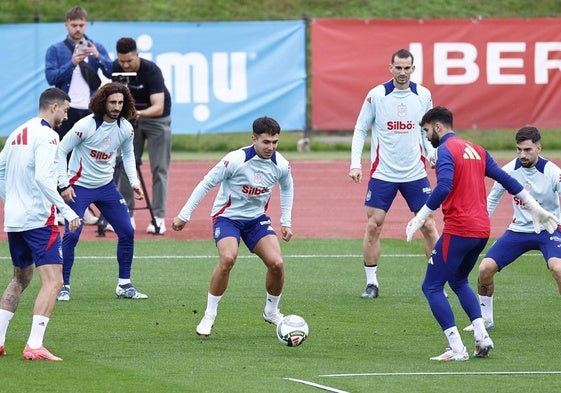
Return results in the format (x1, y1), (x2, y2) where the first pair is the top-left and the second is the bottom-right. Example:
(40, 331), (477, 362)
(361, 284), (379, 299)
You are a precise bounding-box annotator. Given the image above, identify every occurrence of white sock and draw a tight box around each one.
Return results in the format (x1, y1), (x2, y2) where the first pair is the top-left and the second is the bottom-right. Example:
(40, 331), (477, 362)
(204, 293), (222, 317)
(118, 279), (131, 286)
(0, 309), (14, 346)
(471, 317), (490, 341)
(264, 293), (281, 315)
(444, 326), (464, 353)
(27, 315), (49, 349)
(364, 265), (378, 286)
(478, 295), (494, 322)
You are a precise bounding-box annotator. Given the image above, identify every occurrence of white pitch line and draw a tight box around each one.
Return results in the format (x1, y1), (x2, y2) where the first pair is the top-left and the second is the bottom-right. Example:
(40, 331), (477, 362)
(321, 371), (561, 377)
(284, 378), (350, 393)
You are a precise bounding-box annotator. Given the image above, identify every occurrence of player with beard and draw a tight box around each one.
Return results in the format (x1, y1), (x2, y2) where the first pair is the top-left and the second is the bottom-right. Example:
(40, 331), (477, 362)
(463, 126), (561, 333)
(55, 82), (147, 301)
(406, 107), (558, 361)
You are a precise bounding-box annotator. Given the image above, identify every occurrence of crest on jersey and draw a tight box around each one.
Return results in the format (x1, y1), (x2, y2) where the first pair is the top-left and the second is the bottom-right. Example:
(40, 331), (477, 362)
(254, 171), (264, 185)
(397, 103), (407, 117)
(103, 137), (111, 149)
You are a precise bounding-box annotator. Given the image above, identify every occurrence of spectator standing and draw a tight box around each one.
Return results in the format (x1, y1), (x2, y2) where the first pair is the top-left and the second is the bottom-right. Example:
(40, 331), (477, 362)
(45, 5), (113, 225)
(112, 37), (172, 234)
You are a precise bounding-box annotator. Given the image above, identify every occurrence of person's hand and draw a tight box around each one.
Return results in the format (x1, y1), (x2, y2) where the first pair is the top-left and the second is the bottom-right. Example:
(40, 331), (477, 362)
(67, 217), (81, 232)
(281, 226), (293, 242)
(132, 185), (144, 200)
(525, 197), (559, 234)
(172, 217), (187, 231)
(349, 168), (362, 183)
(406, 215), (425, 242)
(61, 186), (76, 203)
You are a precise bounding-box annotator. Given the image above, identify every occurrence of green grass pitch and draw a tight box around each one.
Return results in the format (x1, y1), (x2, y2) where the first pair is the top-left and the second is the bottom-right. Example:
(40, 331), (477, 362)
(0, 238), (559, 392)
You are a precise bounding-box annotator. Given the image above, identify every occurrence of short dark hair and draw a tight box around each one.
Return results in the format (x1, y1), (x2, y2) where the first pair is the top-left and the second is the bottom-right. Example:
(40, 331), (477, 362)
(89, 82), (136, 119)
(39, 88), (70, 110)
(116, 37), (137, 54)
(515, 126), (541, 144)
(420, 106), (454, 129)
(65, 6), (87, 21)
(252, 117), (281, 136)
(392, 49), (414, 64)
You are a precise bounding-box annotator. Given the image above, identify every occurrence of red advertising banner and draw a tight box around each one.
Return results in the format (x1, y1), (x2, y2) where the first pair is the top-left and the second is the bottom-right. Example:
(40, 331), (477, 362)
(311, 18), (561, 130)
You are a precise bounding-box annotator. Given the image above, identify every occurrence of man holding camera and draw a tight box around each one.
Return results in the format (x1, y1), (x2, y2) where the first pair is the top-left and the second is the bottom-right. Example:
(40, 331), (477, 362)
(112, 37), (172, 234)
(45, 6), (113, 225)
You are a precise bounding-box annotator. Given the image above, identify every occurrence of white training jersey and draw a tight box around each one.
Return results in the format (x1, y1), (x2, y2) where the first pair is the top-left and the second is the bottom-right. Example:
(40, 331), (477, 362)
(0, 117), (78, 232)
(178, 145), (294, 227)
(487, 157), (561, 233)
(350, 80), (435, 182)
(56, 114), (139, 189)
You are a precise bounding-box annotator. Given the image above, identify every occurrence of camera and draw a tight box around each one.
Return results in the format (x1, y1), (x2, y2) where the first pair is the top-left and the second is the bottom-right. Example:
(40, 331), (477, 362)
(111, 72), (137, 85)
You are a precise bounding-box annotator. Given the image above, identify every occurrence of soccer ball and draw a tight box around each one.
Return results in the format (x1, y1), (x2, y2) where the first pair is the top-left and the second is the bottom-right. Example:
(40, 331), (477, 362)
(276, 314), (308, 347)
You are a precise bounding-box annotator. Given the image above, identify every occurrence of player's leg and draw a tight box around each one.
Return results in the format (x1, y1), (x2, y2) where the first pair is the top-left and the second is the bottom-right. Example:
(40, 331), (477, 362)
(0, 233), (34, 355)
(548, 258), (561, 294)
(361, 179), (398, 298)
(97, 183), (146, 299)
(422, 234), (468, 361)
(197, 218), (241, 336)
(247, 216), (285, 324)
(23, 227), (64, 361)
(59, 186), (90, 300)
(464, 230), (529, 331)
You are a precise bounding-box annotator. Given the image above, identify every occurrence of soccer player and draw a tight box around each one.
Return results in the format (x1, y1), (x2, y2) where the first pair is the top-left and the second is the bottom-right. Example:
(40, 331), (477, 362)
(172, 116), (294, 337)
(406, 107), (558, 361)
(56, 82), (147, 301)
(349, 48), (439, 299)
(0, 88), (81, 361)
(463, 126), (561, 332)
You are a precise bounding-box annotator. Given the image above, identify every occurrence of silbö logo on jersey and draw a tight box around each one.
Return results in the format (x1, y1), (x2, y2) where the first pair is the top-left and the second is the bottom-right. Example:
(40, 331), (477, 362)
(242, 185), (270, 198)
(90, 150), (114, 161)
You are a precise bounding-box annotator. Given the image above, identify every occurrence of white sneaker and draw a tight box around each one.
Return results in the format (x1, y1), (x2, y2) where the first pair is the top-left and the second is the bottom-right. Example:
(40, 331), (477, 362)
(430, 346), (469, 361)
(196, 313), (215, 336)
(463, 320), (495, 332)
(57, 285), (70, 301)
(83, 207), (99, 225)
(115, 283), (148, 299)
(146, 217), (166, 234)
(263, 309), (284, 325)
(474, 335), (494, 358)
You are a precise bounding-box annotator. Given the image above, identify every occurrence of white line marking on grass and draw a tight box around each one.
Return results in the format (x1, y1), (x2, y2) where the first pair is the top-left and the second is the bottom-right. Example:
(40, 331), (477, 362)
(321, 371), (561, 377)
(284, 378), (350, 393)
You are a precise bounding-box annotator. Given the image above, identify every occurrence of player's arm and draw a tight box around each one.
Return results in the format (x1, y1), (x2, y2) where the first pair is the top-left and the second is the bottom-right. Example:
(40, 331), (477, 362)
(349, 93), (374, 183)
(172, 154), (232, 231)
(35, 137), (80, 228)
(278, 163), (294, 242)
(0, 146), (7, 201)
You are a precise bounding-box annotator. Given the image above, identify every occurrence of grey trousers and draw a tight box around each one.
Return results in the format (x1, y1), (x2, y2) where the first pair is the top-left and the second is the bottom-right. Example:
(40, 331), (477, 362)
(120, 115), (171, 219)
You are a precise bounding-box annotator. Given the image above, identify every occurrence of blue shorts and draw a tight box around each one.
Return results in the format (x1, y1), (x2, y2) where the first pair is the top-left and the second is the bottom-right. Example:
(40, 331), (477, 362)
(213, 215), (276, 252)
(7, 226), (63, 268)
(485, 229), (561, 270)
(365, 177), (432, 212)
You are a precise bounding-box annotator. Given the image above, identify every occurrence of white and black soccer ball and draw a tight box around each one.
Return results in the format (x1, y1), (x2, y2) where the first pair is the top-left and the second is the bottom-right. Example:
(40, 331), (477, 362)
(276, 314), (309, 347)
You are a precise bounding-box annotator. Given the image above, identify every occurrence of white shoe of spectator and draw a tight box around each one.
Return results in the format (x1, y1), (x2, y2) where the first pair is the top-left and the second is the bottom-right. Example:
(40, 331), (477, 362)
(146, 217), (166, 235)
(83, 208), (99, 225)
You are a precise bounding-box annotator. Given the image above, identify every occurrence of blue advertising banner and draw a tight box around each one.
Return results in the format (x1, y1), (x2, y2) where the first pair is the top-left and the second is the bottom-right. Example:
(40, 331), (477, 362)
(0, 21), (306, 136)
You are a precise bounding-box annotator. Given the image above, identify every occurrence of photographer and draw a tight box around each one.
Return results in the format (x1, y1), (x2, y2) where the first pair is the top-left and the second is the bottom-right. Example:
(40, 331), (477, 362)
(112, 37), (172, 234)
(45, 6), (112, 225)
